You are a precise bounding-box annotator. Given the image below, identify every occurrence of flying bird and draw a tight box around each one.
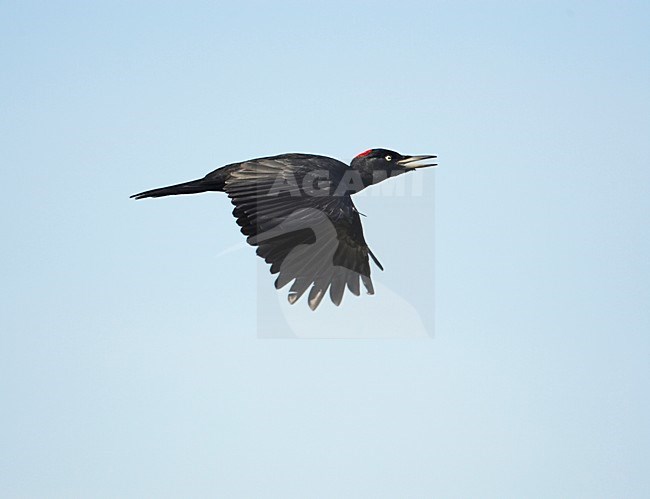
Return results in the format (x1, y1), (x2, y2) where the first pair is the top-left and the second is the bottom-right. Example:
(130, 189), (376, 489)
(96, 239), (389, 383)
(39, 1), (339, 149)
(131, 148), (437, 310)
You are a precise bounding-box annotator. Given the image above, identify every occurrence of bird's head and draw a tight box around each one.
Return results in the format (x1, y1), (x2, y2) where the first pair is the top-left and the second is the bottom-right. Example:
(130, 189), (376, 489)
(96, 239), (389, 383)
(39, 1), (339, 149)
(349, 148), (437, 189)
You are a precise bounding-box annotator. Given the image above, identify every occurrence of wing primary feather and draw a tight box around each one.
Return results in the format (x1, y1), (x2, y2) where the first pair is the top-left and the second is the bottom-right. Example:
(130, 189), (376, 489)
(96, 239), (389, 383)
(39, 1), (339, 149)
(288, 277), (311, 304)
(329, 274), (346, 306)
(308, 285), (327, 310)
(346, 273), (361, 296)
(308, 272), (334, 310)
(361, 275), (375, 295)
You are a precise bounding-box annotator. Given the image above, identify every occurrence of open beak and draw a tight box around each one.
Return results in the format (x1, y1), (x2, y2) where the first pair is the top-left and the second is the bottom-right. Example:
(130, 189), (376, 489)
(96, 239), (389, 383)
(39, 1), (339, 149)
(396, 154), (438, 169)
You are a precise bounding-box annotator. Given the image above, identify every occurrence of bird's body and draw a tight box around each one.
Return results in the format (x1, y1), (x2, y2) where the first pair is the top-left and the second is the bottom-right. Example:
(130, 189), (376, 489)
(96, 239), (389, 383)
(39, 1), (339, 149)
(131, 149), (436, 309)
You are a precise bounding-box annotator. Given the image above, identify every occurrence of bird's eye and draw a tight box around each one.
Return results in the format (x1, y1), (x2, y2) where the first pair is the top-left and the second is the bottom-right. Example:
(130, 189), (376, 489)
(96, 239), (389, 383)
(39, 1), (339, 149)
(385, 155), (392, 161)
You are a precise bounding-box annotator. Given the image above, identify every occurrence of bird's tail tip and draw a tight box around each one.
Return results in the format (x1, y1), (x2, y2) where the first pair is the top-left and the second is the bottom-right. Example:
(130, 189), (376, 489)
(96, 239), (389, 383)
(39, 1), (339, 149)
(129, 179), (215, 200)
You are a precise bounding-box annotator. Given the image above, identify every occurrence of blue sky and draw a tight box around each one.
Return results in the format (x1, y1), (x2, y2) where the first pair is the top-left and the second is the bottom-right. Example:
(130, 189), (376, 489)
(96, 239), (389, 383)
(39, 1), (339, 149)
(1, 1), (649, 497)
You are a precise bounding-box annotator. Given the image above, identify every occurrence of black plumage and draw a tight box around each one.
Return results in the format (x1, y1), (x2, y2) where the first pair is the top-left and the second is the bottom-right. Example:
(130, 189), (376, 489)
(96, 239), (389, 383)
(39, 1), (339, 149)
(131, 149), (436, 309)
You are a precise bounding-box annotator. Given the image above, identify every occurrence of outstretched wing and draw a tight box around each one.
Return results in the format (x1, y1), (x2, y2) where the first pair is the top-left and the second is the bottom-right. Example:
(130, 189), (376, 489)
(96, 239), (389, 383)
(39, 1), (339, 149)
(223, 155), (380, 310)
